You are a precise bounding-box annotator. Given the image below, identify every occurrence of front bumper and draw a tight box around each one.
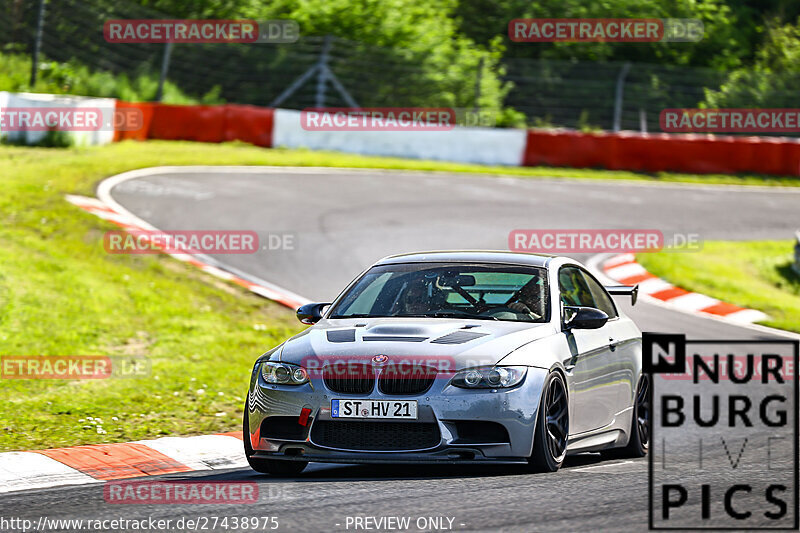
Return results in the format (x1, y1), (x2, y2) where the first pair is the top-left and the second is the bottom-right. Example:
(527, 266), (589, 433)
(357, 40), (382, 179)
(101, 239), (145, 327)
(246, 365), (549, 463)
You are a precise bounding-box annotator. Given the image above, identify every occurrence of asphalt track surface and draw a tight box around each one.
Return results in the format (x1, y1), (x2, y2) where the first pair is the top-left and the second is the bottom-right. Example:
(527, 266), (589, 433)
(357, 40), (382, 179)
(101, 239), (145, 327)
(3, 168), (799, 532)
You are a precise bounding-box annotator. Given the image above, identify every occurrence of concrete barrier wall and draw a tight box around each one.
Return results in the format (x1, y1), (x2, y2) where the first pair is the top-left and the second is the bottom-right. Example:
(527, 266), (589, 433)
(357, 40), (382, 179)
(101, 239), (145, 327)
(272, 109), (527, 166)
(0, 92), (116, 146)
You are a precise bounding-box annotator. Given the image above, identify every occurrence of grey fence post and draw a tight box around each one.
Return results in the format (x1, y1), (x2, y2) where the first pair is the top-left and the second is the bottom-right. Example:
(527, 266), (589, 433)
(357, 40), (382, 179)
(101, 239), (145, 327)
(155, 42), (173, 102)
(612, 62), (631, 132)
(639, 108), (647, 133)
(270, 61), (319, 108)
(29, 0), (46, 87)
(314, 35), (332, 108)
(270, 35), (358, 109)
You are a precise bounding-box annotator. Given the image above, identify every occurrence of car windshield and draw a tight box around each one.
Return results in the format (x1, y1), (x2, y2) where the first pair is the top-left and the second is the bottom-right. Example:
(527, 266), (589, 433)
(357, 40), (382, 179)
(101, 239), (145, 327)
(329, 262), (548, 323)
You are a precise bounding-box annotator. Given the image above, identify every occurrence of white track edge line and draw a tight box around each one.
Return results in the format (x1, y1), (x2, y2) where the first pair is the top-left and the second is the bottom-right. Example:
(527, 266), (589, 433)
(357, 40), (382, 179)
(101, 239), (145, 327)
(95, 167), (311, 308)
(95, 164), (800, 193)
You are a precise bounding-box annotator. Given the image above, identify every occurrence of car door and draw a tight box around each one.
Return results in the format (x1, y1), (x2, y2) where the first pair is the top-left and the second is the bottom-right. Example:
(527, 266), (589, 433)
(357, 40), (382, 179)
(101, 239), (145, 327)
(558, 266), (618, 435)
(580, 268), (638, 420)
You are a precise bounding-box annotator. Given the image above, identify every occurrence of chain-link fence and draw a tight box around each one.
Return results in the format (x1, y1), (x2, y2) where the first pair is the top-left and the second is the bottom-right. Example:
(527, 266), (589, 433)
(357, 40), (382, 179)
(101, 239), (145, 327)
(0, 0), (492, 112)
(2, 0), (794, 133)
(503, 58), (729, 132)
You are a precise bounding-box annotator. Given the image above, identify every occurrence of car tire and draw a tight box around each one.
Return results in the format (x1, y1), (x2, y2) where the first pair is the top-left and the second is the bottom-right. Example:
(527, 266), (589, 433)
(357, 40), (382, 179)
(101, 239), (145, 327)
(603, 374), (649, 459)
(528, 371), (569, 472)
(243, 401), (308, 476)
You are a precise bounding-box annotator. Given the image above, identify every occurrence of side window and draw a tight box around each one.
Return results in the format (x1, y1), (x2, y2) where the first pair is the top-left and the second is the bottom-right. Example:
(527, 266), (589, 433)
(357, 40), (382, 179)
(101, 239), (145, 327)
(558, 267), (596, 308)
(580, 270), (619, 318)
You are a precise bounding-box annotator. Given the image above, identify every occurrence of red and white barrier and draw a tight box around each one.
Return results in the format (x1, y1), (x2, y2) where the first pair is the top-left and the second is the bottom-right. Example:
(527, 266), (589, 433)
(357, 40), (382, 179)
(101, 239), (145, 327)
(4, 91), (800, 176)
(114, 100), (800, 177)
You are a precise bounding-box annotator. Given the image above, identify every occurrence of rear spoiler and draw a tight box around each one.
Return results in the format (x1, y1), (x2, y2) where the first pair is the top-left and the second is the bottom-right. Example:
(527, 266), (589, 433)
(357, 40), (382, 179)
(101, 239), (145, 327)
(605, 285), (639, 306)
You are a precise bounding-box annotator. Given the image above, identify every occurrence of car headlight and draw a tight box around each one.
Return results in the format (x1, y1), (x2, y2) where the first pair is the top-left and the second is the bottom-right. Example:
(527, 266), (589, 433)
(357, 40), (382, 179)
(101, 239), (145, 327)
(261, 362), (309, 385)
(451, 366), (527, 389)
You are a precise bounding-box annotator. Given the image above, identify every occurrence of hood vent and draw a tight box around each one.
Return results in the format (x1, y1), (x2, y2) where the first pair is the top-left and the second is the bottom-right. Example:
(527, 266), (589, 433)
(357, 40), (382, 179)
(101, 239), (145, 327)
(431, 331), (489, 345)
(365, 324), (429, 335)
(326, 329), (356, 343)
(363, 335), (427, 342)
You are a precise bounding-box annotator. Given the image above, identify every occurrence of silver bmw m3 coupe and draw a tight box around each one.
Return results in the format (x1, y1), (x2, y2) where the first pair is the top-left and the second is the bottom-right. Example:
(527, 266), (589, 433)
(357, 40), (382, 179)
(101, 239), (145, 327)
(244, 251), (648, 476)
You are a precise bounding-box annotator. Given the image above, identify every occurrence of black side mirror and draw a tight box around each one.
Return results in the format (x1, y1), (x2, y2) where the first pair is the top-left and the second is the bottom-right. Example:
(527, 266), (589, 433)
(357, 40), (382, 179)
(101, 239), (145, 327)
(296, 302), (330, 325)
(563, 306), (609, 330)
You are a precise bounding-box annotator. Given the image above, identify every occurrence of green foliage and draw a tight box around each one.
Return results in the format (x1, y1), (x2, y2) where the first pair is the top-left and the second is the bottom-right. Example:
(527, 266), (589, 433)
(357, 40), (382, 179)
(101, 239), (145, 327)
(703, 19), (800, 108)
(495, 107), (528, 128)
(0, 52), (224, 103)
(6, 0), (800, 129)
(65, 0), (800, 73)
(1, 130), (74, 148)
(135, 0), (261, 18)
(248, 0), (510, 114)
(456, 0), (763, 70)
(577, 110), (603, 133)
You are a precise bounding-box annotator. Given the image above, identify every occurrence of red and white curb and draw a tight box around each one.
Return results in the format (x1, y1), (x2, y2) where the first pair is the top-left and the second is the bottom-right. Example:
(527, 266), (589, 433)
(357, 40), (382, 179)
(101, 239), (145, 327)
(602, 253), (768, 324)
(0, 432), (246, 494)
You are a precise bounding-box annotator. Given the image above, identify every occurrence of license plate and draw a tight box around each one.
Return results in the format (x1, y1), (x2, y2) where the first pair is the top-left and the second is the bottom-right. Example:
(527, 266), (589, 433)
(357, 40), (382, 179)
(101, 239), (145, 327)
(331, 399), (417, 419)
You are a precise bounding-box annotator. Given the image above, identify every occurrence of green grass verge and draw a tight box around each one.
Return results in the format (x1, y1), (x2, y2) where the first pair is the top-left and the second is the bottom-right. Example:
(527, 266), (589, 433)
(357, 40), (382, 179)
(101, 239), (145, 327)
(0, 142), (314, 452)
(637, 241), (800, 333)
(1, 141), (798, 452)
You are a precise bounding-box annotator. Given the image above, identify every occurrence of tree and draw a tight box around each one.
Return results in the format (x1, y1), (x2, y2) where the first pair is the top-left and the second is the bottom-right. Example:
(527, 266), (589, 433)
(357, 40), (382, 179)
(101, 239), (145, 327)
(703, 19), (800, 108)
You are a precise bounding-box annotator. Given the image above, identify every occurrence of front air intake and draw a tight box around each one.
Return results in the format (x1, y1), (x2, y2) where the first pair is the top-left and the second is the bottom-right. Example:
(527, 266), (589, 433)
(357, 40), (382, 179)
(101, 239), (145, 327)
(378, 365), (437, 395)
(311, 421), (440, 451)
(322, 362), (374, 394)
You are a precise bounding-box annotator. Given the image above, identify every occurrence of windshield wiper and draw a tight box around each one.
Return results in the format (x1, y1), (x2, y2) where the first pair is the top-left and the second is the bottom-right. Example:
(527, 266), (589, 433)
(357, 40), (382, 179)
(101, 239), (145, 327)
(328, 313), (373, 318)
